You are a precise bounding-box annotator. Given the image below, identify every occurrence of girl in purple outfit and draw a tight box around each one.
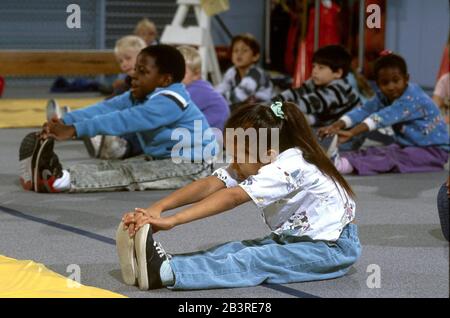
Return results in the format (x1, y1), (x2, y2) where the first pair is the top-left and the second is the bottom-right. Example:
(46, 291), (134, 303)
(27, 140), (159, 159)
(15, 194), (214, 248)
(178, 45), (230, 132)
(318, 52), (449, 175)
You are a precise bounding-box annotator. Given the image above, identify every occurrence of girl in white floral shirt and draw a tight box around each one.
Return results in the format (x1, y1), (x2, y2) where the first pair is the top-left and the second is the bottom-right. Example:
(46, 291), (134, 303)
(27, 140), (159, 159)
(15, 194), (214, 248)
(116, 101), (361, 291)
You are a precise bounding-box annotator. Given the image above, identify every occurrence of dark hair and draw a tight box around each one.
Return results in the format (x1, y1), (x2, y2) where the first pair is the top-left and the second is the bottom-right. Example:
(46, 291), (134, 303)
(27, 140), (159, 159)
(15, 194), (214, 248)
(231, 33), (260, 58)
(225, 102), (355, 199)
(139, 44), (185, 82)
(373, 53), (408, 81)
(312, 45), (352, 77)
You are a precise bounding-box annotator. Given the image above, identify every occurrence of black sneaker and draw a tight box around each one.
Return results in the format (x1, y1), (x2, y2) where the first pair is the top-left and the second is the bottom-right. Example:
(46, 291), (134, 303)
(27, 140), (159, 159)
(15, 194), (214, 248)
(134, 224), (171, 290)
(19, 132), (41, 191)
(33, 138), (64, 193)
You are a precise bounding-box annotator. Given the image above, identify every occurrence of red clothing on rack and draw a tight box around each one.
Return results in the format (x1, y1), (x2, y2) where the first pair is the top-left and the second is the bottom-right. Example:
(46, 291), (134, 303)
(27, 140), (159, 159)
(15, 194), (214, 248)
(293, 1), (341, 86)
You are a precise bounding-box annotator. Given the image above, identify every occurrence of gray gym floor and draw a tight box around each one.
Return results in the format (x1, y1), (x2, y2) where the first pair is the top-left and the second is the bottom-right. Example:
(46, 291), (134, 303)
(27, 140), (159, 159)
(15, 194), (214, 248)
(0, 127), (448, 298)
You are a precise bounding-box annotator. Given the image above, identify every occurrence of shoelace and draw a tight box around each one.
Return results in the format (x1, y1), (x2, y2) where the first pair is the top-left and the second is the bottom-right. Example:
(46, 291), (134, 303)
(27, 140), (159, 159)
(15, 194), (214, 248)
(153, 241), (171, 259)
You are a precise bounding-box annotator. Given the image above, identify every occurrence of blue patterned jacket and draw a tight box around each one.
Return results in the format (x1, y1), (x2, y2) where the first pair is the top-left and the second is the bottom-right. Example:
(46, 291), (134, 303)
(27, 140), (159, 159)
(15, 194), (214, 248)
(341, 83), (449, 151)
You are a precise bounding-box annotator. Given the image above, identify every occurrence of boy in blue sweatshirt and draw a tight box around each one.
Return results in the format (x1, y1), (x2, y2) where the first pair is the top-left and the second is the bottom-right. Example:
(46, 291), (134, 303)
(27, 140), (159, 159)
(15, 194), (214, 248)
(19, 45), (215, 193)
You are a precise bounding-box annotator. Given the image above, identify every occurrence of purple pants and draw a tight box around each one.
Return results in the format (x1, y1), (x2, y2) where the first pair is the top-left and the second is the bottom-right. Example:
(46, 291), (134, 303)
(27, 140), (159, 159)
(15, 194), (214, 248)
(342, 144), (449, 176)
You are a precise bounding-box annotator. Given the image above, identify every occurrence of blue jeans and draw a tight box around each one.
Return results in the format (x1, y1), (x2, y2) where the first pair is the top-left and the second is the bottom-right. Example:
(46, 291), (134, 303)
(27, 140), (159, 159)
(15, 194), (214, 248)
(68, 156), (213, 193)
(169, 224), (361, 290)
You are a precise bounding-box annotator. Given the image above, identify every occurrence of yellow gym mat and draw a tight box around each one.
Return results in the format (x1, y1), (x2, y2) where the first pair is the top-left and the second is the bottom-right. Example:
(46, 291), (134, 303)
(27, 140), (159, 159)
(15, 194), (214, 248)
(0, 255), (126, 298)
(0, 98), (103, 128)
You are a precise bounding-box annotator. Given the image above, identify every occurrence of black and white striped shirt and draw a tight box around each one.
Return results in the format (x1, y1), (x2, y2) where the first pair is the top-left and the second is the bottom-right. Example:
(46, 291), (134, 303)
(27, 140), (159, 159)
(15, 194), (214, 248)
(273, 78), (361, 126)
(216, 65), (273, 105)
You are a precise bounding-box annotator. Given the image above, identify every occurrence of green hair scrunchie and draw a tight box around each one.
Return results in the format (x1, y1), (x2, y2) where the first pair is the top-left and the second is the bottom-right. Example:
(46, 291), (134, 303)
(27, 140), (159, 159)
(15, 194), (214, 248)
(270, 101), (285, 119)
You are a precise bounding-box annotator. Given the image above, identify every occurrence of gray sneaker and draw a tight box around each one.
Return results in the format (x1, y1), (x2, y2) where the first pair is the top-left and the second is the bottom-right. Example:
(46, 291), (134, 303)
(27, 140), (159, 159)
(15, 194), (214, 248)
(46, 100), (72, 121)
(61, 105), (71, 117)
(326, 135), (339, 159)
(98, 136), (128, 159)
(82, 135), (102, 158)
(46, 99), (62, 121)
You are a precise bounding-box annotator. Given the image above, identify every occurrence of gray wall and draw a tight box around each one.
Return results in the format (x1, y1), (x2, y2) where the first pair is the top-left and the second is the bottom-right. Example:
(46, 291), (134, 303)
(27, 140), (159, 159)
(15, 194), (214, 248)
(0, 0), (101, 49)
(1, 0), (448, 90)
(211, 0), (265, 46)
(385, 0), (449, 89)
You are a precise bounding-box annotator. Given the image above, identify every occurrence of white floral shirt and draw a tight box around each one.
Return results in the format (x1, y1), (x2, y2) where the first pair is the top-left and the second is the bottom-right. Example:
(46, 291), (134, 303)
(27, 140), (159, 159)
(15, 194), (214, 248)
(213, 148), (356, 241)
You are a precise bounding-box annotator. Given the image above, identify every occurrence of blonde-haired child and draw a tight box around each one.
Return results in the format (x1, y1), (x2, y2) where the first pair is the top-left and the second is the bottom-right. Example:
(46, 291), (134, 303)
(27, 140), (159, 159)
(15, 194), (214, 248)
(134, 18), (158, 46)
(177, 45), (229, 132)
(113, 35), (147, 96)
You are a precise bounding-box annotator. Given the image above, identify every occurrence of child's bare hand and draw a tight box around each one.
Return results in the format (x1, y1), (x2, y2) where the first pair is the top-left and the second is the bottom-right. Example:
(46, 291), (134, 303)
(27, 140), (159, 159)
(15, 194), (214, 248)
(318, 124), (340, 139)
(122, 211), (138, 228)
(40, 122), (51, 140)
(134, 215), (176, 234)
(337, 130), (354, 145)
(134, 207), (161, 219)
(121, 210), (143, 235)
(47, 118), (76, 141)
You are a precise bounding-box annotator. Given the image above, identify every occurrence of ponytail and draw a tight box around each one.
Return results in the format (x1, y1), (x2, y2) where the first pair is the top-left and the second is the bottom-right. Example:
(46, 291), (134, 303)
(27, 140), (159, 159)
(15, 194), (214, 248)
(281, 102), (355, 199)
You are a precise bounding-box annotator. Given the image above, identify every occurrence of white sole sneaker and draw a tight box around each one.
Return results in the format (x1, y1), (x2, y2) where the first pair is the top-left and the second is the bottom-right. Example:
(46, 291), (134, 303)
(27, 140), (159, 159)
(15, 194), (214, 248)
(98, 136), (128, 159)
(115, 222), (138, 286)
(326, 134), (339, 159)
(46, 99), (62, 121)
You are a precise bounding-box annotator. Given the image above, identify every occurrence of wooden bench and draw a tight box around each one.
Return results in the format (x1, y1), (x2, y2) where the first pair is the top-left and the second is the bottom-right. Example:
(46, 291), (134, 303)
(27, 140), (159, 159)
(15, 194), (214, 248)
(0, 50), (121, 77)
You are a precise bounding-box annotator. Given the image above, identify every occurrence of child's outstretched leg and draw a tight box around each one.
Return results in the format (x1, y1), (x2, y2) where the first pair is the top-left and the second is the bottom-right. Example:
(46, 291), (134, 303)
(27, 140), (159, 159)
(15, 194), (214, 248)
(134, 224), (174, 290)
(165, 224), (361, 290)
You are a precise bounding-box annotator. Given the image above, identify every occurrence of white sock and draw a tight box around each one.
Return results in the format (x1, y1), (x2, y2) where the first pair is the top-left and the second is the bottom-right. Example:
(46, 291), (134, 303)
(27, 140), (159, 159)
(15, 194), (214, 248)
(159, 259), (175, 286)
(52, 169), (71, 191)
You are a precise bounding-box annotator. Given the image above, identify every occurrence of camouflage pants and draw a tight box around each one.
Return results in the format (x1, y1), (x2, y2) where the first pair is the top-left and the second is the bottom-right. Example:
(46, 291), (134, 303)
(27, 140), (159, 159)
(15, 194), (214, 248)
(68, 155), (213, 193)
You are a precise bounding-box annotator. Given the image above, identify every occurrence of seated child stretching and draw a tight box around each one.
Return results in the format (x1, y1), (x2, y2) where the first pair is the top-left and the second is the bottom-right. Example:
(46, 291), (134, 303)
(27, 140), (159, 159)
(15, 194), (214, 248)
(116, 101), (361, 290)
(273, 45), (361, 127)
(19, 45), (214, 193)
(216, 33), (273, 109)
(46, 35), (147, 159)
(318, 52), (449, 175)
(178, 45), (230, 132)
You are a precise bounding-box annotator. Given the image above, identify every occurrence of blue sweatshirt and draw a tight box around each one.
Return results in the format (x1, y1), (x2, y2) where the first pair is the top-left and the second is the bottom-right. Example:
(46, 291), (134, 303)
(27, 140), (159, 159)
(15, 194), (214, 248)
(63, 83), (214, 160)
(341, 83), (449, 151)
